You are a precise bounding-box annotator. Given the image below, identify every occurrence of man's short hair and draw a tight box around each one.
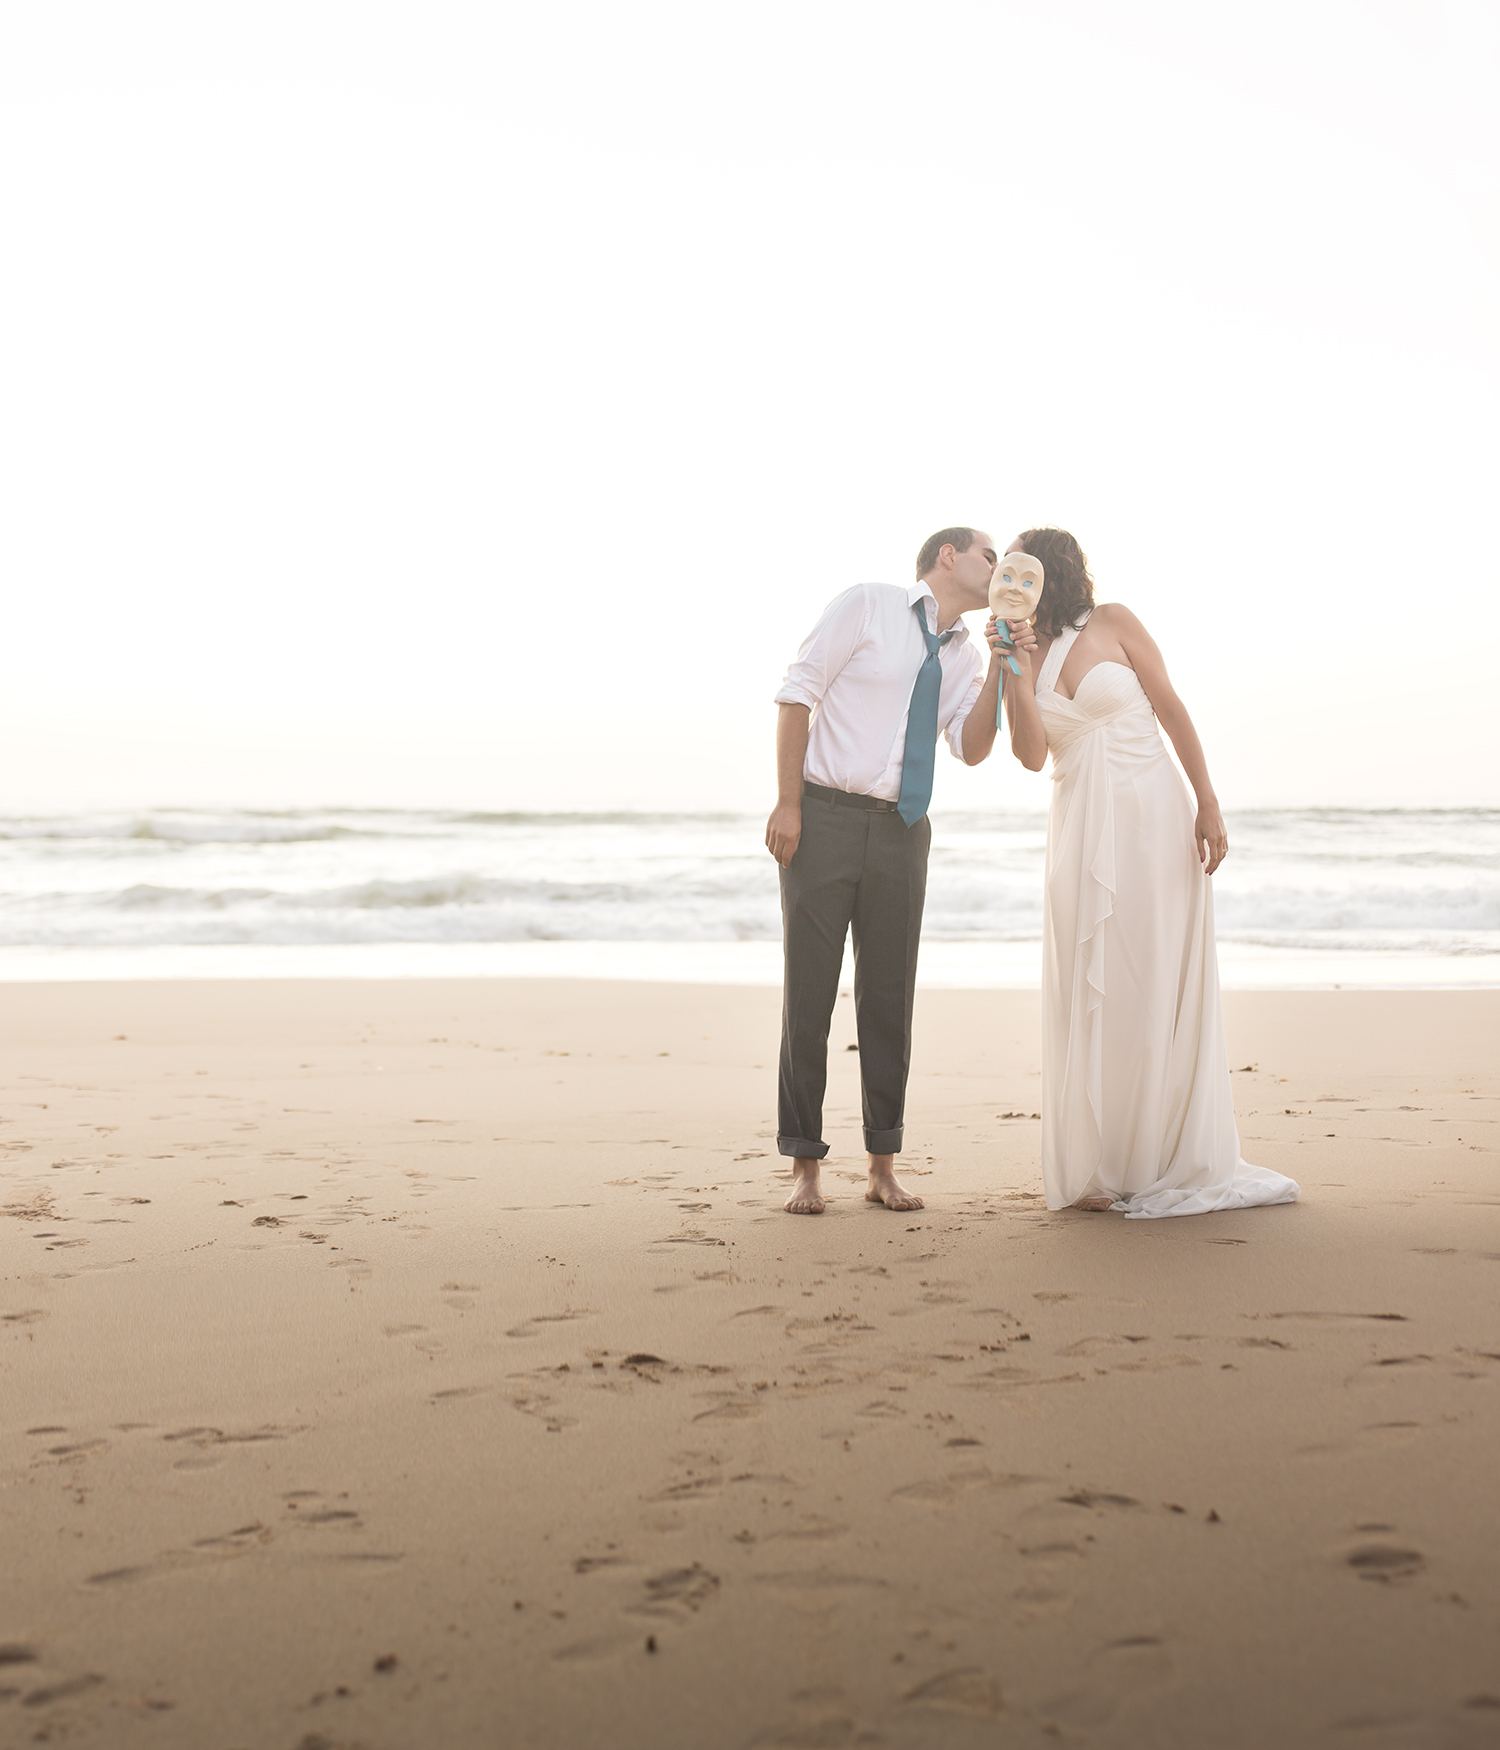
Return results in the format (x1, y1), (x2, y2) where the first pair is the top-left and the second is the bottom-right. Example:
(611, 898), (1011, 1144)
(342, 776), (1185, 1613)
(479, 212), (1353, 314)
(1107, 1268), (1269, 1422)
(915, 527), (976, 580)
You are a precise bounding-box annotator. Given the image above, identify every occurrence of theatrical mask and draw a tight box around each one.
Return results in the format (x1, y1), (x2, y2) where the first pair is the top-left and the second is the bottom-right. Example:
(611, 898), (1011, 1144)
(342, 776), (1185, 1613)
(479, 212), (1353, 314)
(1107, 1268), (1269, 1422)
(984, 551), (1045, 708)
(988, 552), (1045, 625)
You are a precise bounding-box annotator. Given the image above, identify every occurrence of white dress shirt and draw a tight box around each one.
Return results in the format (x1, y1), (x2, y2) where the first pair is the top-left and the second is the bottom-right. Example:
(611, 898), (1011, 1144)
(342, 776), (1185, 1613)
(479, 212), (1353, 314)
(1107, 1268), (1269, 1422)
(773, 582), (985, 801)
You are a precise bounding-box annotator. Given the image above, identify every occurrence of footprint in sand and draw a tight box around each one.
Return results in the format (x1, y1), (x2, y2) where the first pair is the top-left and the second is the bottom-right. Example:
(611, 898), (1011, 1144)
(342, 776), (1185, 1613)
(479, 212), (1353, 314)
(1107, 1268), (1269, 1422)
(161, 1424), (305, 1452)
(17, 1672), (105, 1708)
(572, 1553), (628, 1575)
(1346, 1540), (1425, 1582)
(1060, 1335), (1147, 1358)
(763, 1520), (848, 1544)
(625, 1564), (721, 1620)
(857, 1401), (907, 1420)
(692, 1395), (763, 1424)
(891, 1469), (1045, 1509)
(505, 1309), (595, 1340)
(1040, 1635), (1172, 1730)
(509, 1391), (577, 1431)
(43, 1437), (109, 1462)
(285, 1496), (363, 1532)
(1058, 1488), (1141, 1512)
(748, 1686), (874, 1748)
(917, 1283), (969, 1306)
(550, 1633), (636, 1663)
(86, 1520), (271, 1586)
(1017, 1539), (1086, 1601)
(647, 1471), (723, 1503)
(903, 1668), (1003, 1717)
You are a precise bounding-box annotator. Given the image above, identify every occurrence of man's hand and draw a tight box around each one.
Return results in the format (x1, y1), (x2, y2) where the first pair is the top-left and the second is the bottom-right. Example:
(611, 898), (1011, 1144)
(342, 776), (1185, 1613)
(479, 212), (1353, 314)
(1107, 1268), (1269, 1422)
(766, 801), (802, 868)
(770, 704), (811, 866)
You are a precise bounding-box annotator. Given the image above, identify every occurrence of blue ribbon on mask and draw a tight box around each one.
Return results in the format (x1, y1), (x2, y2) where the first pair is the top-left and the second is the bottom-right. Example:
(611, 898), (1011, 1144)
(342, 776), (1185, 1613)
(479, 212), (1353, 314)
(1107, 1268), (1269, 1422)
(994, 624), (1021, 726)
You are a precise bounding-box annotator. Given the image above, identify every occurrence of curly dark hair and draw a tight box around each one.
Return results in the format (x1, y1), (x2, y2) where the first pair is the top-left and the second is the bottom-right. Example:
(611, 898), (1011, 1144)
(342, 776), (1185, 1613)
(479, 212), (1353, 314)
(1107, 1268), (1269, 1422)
(1014, 527), (1094, 638)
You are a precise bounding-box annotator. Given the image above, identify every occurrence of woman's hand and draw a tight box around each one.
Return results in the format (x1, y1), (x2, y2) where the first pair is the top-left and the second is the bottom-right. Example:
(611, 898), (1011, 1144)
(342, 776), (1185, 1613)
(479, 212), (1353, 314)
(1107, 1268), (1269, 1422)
(1195, 803), (1228, 876)
(986, 615), (1037, 682)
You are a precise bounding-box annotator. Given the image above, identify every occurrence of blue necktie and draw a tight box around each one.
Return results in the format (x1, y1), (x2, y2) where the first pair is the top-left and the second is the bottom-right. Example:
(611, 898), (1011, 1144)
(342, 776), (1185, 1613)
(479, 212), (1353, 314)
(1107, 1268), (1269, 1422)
(896, 600), (955, 828)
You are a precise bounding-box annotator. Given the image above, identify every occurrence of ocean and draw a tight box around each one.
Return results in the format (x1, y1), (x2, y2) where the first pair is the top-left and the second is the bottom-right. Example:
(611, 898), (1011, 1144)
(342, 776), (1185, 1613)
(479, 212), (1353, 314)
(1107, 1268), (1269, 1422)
(0, 807), (1495, 988)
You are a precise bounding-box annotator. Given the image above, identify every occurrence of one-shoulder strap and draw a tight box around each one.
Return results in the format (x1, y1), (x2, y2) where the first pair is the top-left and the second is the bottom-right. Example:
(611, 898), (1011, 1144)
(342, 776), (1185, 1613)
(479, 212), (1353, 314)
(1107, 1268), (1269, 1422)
(1037, 608), (1094, 695)
(1037, 621), (1075, 693)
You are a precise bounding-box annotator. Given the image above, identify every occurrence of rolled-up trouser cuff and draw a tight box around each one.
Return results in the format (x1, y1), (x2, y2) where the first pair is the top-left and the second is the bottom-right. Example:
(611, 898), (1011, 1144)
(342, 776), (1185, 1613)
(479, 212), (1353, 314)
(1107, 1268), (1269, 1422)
(864, 1127), (903, 1156)
(778, 1135), (829, 1160)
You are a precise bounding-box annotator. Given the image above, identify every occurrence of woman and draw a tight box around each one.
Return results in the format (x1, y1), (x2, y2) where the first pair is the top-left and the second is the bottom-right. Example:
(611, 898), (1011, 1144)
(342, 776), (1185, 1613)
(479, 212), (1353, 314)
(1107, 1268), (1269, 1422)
(990, 528), (1298, 1219)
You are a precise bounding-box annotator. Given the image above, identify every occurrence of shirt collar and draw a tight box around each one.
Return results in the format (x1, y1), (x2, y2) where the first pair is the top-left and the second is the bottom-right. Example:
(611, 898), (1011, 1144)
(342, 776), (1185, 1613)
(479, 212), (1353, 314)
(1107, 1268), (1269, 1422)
(906, 581), (970, 643)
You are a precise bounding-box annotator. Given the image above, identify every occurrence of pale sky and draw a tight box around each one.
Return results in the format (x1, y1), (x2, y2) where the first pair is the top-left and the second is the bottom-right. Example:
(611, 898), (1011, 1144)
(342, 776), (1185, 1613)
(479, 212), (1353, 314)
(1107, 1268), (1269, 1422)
(2, 0), (1495, 815)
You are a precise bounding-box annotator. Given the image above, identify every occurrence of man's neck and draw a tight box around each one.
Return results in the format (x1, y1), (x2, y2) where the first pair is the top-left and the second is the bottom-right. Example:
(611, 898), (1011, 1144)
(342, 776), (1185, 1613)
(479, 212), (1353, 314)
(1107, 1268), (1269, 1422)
(921, 573), (983, 634)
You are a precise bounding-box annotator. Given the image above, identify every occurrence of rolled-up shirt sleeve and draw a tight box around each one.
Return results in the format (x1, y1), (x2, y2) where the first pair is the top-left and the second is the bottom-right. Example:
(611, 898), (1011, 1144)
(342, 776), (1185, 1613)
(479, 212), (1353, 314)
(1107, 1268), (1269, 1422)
(773, 585), (869, 710)
(942, 655), (985, 759)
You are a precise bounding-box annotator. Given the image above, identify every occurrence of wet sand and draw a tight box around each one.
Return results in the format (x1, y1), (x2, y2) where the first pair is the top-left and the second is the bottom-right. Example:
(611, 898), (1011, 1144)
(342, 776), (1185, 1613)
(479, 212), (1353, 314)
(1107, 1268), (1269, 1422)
(2, 979), (1498, 1749)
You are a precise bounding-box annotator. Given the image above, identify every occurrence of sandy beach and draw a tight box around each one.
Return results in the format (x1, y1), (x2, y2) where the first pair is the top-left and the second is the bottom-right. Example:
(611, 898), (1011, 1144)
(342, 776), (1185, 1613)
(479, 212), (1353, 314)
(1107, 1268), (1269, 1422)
(2, 978), (1497, 1749)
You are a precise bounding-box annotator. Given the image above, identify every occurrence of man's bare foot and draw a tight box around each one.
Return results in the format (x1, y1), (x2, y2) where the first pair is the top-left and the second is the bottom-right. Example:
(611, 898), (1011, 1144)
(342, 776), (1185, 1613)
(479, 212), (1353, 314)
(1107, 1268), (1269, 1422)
(865, 1155), (923, 1212)
(1073, 1195), (1115, 1212)
(784, 1162), (826, 1214)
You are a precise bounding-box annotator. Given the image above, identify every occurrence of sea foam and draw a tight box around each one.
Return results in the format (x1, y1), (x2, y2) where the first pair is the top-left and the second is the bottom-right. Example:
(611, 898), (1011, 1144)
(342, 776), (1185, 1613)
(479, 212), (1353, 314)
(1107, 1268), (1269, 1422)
(0, 809), (1494, 971)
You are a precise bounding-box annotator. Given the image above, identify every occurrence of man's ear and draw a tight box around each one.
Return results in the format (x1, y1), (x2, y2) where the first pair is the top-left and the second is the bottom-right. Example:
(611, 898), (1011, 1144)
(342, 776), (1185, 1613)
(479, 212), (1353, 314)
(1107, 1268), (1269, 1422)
(939, 544), (957, 570)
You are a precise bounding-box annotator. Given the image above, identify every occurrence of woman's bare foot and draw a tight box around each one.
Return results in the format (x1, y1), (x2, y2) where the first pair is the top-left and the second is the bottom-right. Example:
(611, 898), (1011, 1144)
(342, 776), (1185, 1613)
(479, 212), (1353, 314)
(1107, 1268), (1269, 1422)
(1073, 1195), (1115, 1212)
(865, 1156), (923, 1212)
(784, 1163), (826, 1214)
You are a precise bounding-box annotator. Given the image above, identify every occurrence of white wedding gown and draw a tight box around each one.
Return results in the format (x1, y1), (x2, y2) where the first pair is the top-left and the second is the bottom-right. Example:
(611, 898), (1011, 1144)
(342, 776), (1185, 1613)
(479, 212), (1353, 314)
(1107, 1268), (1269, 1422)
(1035, 614), (1299, 1218)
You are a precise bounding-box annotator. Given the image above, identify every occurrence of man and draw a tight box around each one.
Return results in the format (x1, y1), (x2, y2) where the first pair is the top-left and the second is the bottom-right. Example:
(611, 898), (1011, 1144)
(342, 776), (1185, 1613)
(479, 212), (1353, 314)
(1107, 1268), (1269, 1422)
(766, 527), (1036, 1215)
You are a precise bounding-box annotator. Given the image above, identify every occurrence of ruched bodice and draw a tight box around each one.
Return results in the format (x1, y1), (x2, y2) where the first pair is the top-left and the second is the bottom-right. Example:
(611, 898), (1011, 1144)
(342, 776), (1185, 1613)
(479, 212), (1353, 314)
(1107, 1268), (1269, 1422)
(1038, 655), (1159, 760)
(1032, 615), (1298, 1219)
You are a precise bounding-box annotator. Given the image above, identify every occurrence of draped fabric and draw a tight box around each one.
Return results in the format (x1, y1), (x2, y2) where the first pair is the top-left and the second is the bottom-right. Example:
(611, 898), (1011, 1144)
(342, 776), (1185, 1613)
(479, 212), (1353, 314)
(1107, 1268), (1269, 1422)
(1036, 617), (1299, 1219)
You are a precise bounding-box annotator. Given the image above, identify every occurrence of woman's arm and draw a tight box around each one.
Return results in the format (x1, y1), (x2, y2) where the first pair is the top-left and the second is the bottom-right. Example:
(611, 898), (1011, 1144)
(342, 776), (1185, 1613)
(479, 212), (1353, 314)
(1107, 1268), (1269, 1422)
(1108, 605), (1229, 875)
(986, 616), (1049, 772)
(962, 619), (1038, 763)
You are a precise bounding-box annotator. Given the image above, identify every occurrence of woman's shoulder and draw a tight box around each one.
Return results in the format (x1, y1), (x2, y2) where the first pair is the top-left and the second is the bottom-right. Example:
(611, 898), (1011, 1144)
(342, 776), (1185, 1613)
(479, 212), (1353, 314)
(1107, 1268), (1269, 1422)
(1086, 601), (1146, 633)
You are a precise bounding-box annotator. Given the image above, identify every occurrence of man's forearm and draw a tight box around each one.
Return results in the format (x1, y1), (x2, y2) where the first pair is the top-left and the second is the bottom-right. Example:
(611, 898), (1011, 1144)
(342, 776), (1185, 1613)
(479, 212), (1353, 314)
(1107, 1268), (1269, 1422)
(776, 703), (811, 801)
(766, 704), (812, 868)
(961, 659), (1004, 764)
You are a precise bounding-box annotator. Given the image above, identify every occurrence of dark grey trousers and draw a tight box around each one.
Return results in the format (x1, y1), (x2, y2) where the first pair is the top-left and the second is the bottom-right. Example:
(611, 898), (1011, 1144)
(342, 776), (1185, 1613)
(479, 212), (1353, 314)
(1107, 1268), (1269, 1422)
(777, 794), (931, 1159)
